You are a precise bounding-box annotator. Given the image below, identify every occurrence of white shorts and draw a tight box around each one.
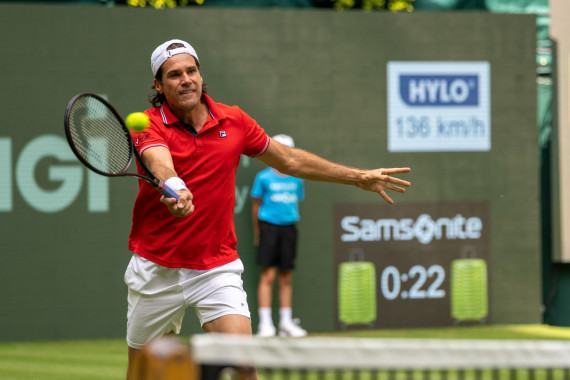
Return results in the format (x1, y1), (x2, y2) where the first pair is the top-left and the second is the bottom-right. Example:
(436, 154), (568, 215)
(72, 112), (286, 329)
(124, 254), (251, 349)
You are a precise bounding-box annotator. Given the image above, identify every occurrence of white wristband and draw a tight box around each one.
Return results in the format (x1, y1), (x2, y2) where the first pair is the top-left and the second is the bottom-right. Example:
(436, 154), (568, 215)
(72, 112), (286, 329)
(164, 177), (188, 191)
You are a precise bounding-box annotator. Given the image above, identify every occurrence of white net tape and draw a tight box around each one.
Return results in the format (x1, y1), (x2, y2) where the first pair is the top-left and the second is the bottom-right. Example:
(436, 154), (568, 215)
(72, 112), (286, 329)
(191, 333), (570, 370)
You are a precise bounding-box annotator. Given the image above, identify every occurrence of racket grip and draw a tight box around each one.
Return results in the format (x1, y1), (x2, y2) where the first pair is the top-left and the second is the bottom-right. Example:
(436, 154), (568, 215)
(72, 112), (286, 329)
(158, 181), (181, 201)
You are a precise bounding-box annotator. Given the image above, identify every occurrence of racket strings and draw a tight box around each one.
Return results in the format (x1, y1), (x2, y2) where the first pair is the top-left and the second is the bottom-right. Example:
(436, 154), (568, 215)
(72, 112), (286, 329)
(67, 96), (132, 175)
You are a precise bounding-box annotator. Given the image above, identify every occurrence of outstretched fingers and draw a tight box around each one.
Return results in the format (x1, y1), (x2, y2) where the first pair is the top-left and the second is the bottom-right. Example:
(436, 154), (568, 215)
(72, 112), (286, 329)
(381, 168), (411, 188)
(382, 167), (411, 175)
(379, 190), (395, 205)
(357, 167), (411, 204)
(375, 168), (411, 203)
(384, 182), (408, 193)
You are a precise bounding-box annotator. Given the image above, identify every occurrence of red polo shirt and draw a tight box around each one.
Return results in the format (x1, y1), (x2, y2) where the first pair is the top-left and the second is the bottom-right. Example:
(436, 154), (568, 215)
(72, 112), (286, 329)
(128, 94), (269, 269)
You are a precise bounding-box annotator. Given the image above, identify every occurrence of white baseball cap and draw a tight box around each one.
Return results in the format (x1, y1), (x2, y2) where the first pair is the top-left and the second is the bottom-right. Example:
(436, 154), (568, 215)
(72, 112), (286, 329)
(273, 134), (295, 148)
(151, 39), (199, 76)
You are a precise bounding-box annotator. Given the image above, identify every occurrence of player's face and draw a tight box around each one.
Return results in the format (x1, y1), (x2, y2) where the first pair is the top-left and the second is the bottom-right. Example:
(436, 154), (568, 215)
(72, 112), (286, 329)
(155, 54), (203, 112)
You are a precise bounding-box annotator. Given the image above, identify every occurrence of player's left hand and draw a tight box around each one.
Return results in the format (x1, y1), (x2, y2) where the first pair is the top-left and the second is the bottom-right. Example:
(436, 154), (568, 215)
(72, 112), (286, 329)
(357, 168), (411, 204)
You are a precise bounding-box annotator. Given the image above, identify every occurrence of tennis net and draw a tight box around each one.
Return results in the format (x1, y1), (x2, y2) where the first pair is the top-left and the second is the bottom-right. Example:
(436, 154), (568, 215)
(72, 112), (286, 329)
(190, 333), (570, 380)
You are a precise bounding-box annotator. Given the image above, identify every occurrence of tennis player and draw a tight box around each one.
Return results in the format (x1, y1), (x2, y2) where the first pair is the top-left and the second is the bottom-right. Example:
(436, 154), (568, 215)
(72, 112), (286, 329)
(124, 39), (411, 379)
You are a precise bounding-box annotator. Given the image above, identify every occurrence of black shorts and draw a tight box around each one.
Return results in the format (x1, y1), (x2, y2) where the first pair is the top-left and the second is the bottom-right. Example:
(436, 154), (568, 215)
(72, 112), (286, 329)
(257, 221), (298, 270)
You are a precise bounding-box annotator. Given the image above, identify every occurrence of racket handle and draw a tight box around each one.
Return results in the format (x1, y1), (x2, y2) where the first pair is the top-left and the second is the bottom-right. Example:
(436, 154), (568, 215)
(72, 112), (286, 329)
(157, 181), (181, 201)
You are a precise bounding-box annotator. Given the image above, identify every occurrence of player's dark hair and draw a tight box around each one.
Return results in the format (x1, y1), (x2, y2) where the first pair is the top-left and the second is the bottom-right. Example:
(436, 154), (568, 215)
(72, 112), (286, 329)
(149, 43), (208, 108)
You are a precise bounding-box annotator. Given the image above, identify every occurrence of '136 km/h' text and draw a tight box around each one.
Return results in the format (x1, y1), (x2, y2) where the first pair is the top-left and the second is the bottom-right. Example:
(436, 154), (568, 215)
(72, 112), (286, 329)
(395, 115), (487, 139)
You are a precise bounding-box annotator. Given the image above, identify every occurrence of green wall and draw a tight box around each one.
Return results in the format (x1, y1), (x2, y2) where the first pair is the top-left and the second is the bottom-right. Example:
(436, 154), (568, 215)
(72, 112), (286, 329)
(0, 4), (539, 341)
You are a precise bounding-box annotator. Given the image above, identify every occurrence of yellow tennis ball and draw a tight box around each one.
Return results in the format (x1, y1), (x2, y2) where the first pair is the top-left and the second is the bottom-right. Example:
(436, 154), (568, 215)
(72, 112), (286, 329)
(125, 112), (150, 133)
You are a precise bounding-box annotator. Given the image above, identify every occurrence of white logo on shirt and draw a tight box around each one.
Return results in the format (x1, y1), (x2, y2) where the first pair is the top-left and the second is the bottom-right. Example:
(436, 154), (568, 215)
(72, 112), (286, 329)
(270, 193), (298, 204)
(269, 183), (297, 191)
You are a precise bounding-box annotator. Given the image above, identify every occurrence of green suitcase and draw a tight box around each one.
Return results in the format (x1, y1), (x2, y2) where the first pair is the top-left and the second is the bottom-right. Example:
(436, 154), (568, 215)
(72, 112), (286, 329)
(338, 250), (377, 328)
(450, 257), (488, 324)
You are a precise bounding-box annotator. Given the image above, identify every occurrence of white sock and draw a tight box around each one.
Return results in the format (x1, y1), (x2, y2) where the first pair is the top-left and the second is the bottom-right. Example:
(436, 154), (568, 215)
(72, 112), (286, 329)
(258, 307), (274, 326)
(279, 307), (293, 326)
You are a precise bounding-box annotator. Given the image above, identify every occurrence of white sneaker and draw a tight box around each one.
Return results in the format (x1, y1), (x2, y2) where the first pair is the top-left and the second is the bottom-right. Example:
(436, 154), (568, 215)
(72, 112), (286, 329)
(278, 318), (307, 337)
(256, 324), (276, 337)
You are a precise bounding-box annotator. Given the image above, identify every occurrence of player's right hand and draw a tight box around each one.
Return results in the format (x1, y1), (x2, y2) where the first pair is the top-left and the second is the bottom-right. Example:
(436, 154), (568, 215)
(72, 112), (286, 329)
(161, 189), (194, 217)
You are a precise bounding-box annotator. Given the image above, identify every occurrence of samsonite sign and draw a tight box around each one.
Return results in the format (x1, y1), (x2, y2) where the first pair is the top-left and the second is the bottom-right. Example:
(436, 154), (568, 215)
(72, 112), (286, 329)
(334, 202), (491, 329)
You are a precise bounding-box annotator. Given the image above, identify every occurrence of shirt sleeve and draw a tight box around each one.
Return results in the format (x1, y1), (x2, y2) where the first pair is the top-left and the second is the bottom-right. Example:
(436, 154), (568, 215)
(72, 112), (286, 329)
(131, 113), (169, 155)
(239, 109), (269, 157)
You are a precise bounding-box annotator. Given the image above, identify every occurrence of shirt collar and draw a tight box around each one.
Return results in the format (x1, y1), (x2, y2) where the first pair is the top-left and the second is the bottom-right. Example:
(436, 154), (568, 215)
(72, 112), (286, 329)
(159, 93), (226, 126)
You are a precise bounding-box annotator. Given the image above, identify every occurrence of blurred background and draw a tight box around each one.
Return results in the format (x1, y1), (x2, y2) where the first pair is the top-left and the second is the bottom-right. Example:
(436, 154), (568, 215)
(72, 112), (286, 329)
(0, 0), (566, 342)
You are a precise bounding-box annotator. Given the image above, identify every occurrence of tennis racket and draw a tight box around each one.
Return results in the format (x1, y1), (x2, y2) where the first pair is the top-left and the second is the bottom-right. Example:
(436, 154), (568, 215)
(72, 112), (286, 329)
(64, 92), (180, 200)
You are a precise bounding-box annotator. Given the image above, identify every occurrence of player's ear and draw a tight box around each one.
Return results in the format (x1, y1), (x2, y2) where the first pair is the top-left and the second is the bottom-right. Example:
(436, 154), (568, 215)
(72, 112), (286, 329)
(154, 78), (163, 94)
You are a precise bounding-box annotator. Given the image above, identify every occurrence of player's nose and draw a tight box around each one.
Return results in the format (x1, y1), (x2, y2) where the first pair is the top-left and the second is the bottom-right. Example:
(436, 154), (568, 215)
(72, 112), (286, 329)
(180, 72), (193, 84)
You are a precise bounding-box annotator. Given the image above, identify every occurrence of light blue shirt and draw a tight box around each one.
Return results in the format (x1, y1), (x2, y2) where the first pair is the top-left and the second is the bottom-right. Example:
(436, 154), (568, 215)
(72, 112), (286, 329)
(250, 168), (304, 225)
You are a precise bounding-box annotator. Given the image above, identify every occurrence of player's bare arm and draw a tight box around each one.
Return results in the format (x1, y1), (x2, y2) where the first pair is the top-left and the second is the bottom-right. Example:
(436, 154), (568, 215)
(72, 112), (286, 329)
(257, 137), (411, 204)
(141, 146), (195, 216)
